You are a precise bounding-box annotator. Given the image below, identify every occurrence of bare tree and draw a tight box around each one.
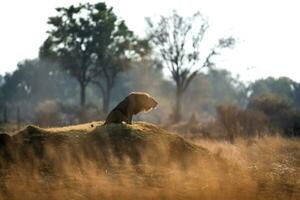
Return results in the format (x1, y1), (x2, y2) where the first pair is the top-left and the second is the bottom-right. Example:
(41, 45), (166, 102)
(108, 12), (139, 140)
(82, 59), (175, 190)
(147, 11), (235, 122)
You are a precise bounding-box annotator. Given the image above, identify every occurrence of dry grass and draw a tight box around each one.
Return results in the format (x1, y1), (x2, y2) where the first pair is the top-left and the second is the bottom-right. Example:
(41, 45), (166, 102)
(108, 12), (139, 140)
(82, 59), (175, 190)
(195, 136), (300, 200)
(0, 122), (299, 200)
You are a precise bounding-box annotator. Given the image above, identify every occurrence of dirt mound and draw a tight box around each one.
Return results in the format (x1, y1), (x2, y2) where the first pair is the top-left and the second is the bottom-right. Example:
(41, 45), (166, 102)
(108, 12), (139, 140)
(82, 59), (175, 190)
(1, 122), (211, 168)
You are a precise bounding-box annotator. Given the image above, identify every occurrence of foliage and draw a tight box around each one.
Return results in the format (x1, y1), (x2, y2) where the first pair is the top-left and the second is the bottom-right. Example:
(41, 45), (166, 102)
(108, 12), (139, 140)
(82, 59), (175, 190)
(41, 2), (148, 108)
(35, 100), (66, 126)
(248, 94), (300, 136)
(212, 93), (300, 142)
(216, 104), (268, 143)
(35, 100), (101, 126)
(0, 59), (78, 122)
(248, 77), (300, 107)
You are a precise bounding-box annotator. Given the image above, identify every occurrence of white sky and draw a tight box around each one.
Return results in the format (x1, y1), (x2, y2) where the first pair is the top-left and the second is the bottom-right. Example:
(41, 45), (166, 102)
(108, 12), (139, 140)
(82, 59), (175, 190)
(0, 0), (299, 83)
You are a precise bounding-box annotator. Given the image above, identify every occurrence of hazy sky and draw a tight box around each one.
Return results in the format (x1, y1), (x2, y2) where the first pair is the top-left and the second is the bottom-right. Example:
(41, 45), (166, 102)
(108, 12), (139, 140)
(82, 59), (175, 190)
(0, 0), (299, 82)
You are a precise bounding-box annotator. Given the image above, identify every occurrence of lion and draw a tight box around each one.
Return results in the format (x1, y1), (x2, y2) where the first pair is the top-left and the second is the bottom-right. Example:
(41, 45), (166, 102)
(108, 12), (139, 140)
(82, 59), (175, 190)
(0, 133), (11, 147)
(104, 92), (158, 125)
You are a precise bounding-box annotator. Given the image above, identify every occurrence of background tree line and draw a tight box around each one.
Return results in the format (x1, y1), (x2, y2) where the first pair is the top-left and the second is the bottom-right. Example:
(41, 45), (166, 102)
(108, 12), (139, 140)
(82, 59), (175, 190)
(0, 2), (299, 138)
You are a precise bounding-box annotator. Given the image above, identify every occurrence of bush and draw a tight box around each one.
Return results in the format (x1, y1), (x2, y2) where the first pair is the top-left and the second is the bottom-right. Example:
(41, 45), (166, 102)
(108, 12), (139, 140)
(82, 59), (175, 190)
(35, 100), (102, 126)
(248, 94), (300, 137)
(216, 104), (268, 143)
(35, 100), (66, 126)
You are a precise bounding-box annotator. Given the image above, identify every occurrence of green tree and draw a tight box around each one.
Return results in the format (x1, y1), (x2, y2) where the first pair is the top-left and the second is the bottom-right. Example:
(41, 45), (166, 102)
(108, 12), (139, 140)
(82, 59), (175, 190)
(146, 11), (234, 122)
(249, 77), (295, 101)
(247, 93), (300, 136)
(2, 59), (77, 104)
(0, 59), (79, 122)
(91, 21), (149, 113)
(41, 2), (148, 110)
(293, 83), (300, 108)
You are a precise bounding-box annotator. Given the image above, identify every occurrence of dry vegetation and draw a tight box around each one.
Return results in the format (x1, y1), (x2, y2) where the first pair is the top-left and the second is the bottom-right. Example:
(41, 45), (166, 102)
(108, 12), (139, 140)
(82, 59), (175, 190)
(0, 122), (299, 200)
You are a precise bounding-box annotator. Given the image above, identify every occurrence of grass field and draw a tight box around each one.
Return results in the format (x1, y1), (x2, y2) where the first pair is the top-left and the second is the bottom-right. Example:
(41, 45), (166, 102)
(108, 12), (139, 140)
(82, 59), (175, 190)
(0, 122), (299, 200)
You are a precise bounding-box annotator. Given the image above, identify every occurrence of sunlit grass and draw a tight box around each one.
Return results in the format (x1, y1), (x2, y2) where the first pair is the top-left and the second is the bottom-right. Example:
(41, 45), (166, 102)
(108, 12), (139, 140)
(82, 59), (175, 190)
(0, 122), (299, 200)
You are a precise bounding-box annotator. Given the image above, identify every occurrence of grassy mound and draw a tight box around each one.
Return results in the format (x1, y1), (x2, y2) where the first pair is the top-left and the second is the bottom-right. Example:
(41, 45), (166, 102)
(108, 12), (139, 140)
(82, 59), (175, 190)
(1, 122), (299, 199)
(2, 121), (211, 168)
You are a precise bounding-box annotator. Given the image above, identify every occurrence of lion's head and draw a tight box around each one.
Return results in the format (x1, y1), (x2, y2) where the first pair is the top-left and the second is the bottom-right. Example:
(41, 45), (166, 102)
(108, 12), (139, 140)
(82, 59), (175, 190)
(127, 92), (158, 115)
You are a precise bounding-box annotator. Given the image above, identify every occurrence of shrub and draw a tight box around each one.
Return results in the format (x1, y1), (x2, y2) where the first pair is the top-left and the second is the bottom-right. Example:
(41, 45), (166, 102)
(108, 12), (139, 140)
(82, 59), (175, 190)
(35, 100), (102, 126)
(248, 94), (300, 136)
(216, 104), (268, 143)
(35, 100), (65, 126)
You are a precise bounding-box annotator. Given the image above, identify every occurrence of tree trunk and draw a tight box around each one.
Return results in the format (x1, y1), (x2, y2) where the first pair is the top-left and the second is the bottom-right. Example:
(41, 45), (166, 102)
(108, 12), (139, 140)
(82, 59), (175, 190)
(102, 85), (111, 114)
(228, 133), (235, 144)
(173, 86), (183, 123)
(80, 82), (86, 107)
(17, 106), (21, 130)
(3, 104), (8, 123)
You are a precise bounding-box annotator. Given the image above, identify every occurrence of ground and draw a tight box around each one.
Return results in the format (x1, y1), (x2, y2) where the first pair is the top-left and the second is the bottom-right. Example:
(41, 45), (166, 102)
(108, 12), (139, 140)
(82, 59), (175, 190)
(0, 121), (299, 200)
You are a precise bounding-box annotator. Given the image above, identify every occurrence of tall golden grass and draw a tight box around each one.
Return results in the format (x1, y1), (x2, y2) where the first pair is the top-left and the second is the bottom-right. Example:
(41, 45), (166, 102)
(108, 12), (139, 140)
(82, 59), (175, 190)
(0, 124), (299, 200)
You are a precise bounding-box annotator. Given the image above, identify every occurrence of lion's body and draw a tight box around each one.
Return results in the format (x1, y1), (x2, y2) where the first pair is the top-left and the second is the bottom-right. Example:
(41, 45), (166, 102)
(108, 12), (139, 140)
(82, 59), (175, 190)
(105, 103), (132, 124)
(104, 92), (158, 125)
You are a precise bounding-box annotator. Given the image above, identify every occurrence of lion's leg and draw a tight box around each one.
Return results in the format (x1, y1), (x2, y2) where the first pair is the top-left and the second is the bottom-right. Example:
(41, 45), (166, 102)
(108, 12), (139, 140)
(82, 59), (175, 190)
(127, 115), (133, 124)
